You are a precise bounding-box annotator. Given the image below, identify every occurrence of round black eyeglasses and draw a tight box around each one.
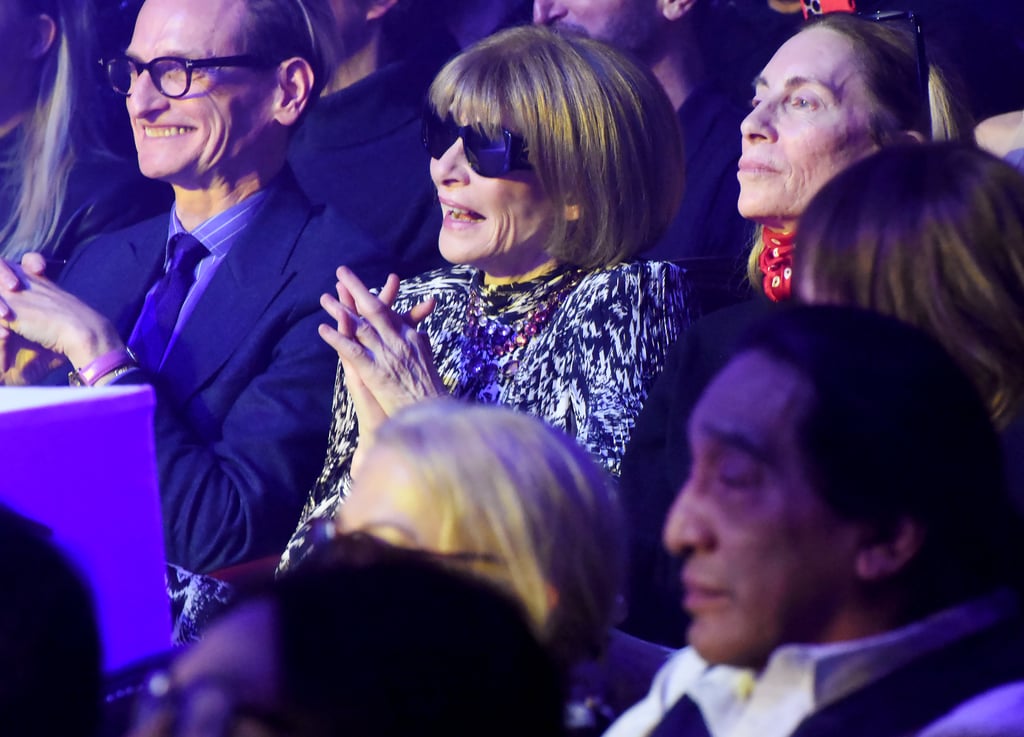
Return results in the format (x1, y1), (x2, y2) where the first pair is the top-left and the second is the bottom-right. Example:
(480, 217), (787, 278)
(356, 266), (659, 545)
(102, 55), (272, 99)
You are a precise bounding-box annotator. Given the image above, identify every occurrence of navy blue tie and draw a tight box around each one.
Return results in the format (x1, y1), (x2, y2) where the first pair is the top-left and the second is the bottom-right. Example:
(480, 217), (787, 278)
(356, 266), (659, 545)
(130, 233), (209, 368)
(647, 695), (712, 737)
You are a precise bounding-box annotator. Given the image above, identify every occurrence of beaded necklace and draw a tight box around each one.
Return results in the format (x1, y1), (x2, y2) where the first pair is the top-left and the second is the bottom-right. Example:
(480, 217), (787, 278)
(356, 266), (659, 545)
(461, 269), (583, 383)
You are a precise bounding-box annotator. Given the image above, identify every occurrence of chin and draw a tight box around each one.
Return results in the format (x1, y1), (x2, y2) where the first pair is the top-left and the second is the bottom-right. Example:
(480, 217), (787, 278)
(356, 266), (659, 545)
(688, 621), (768, 669)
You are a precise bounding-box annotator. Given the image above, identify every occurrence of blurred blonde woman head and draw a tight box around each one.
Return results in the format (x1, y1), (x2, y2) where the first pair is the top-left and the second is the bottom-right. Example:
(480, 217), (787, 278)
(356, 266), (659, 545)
(338, 400), (626, 670)
(796, 142), (1024, 429)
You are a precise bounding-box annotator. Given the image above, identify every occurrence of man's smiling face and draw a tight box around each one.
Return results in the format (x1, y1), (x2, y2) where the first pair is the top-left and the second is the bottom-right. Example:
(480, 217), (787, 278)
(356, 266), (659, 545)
(124, 0), (280, 194)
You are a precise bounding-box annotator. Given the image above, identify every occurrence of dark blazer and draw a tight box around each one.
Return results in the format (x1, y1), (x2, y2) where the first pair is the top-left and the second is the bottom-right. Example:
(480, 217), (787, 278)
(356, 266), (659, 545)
(51, 169), (393, 573)
(648, 611), (1024, 737)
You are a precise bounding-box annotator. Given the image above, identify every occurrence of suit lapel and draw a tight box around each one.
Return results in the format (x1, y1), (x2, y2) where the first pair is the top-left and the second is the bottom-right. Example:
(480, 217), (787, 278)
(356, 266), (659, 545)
(160, 173), (317, 401)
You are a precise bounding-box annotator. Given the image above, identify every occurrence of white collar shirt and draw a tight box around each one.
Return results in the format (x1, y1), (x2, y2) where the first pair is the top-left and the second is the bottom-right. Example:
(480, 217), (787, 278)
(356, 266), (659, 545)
(603, 590), (1018, 737)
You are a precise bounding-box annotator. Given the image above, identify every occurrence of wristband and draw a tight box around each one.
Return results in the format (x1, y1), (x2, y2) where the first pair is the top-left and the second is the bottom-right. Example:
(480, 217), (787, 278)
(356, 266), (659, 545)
(69, 347), (139, 387)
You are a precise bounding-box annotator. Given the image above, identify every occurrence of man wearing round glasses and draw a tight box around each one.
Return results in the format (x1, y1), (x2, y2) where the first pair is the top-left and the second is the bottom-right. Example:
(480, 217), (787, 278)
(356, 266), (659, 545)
(0, 0), (392, 589)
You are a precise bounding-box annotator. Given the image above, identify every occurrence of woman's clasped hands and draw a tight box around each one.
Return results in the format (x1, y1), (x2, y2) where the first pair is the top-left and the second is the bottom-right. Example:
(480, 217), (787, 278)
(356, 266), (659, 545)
(318, 266), (446, 466)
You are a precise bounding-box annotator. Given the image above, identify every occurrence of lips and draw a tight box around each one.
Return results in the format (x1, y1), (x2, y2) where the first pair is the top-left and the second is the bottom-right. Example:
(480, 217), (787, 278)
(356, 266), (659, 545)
(738, 158), (779, 175)
(438, 196), (484, 224)
(682, 572), (730, 613)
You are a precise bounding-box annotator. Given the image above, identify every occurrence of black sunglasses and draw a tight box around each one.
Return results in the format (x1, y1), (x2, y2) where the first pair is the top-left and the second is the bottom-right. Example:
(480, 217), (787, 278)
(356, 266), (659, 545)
(862, 10), (929, 114)
(422, 112), (532, 178)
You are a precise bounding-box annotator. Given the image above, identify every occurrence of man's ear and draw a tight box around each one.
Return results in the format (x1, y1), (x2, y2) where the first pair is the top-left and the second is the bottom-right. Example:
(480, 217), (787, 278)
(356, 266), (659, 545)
(660, 0), (700, 22)
(273, 57), (316, 126)
(366, 0), (400, 22)
(855, 517), (927, 581)
(27, 14), (57, 61)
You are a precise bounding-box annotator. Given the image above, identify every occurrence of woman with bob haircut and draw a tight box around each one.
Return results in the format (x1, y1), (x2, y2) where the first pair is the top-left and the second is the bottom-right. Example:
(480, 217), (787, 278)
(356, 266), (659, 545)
(795, 142), (1024, 504)
(618, 10), (975, 646)
(0, 0), (168, 261)
(279, 24), (692, 570)
(333, 400), (666, 730)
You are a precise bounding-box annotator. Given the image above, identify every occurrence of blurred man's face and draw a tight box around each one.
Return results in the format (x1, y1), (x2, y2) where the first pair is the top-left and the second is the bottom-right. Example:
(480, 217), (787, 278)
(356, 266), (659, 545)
(533, 0), (661, 54)
(126, 601), (285, 737)
(662, 350), (868, 669)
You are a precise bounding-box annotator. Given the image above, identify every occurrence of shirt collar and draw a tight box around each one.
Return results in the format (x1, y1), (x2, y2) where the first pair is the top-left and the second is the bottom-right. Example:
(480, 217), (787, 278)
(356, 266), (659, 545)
(702, 588), (1019, 710)
(166, 186), (273, 258)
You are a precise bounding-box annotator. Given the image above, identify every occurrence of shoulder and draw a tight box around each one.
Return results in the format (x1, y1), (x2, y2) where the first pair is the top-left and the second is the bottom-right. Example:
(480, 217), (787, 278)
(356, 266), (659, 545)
(62, 211), (168, 270)
(396, 264), (472, 302)
(291, 201), (394, 287)
(976, 110), (1024, 157)
(919, 681), (1024, 737)
(564, 261), (692, 326)
(575, 260), (688, 295)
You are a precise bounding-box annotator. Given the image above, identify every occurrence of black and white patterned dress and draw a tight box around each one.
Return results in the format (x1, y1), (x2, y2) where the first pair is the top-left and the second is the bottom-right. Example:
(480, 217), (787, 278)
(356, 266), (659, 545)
(279, 259), (694, 572)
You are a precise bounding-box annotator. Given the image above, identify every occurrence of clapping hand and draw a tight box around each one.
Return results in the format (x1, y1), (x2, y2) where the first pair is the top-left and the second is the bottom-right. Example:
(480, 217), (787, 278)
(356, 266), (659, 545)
(318, 267), (443, 472)
(0, 253), (123, 385)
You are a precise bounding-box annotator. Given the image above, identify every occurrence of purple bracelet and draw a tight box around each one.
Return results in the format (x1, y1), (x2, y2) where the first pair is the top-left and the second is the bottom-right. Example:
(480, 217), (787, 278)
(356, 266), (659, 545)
(69, 347), (138, 387)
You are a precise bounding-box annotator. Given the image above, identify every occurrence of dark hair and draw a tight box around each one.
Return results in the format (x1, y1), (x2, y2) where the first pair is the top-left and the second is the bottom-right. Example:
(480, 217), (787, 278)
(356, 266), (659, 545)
(239, 0), (334, 101)
(737, 305), (1024, 613)
(0, 505), (102, 737)
(273, 544), (566, 737)
(797, 143), (1024, 429)
(377, 0), (449, 52)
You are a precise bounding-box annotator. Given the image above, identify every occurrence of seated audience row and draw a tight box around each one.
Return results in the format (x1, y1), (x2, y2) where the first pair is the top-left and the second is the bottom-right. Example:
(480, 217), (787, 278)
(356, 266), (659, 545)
(0, 3), (697, 642)
(117, 306), (1024, 736)
(619, 10), (973, 645)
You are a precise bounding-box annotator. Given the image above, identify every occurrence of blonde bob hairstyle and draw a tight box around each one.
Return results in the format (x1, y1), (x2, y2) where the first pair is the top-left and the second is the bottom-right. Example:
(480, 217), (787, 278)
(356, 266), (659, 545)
(796, 143), (1024, 429)
(363, 399), (625, 670)
(745, 12), (975, 289)
(427, 25), (684, 270)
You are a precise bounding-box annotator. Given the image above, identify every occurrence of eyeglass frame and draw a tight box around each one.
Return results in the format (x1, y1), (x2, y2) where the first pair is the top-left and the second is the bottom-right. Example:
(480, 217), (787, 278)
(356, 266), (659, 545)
(101, 54), (274, 99)
(859, 10), (931, 131)
(421, 110), (532, 179)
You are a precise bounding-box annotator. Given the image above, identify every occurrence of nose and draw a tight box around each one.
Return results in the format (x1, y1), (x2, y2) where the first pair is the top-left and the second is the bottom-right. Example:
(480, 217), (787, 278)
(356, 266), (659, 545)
(740, 100), (777, 145)
(126, 66), (168, 119)
(662, 476), (715, 557)
(430, 138), (472, 188)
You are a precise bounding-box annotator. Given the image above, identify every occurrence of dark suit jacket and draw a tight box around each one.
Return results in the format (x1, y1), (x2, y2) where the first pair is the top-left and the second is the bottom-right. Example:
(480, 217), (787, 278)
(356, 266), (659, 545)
(648, 611), (1024, 737)
(51, 169), (393, 573)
